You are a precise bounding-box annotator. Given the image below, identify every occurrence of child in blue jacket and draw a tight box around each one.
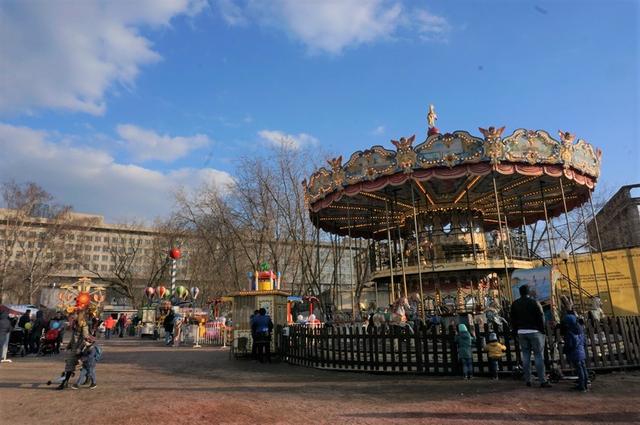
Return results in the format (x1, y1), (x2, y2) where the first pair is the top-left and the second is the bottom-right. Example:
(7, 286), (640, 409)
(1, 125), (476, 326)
(562, 313), (588, 392)
(455, 324), (476, 379)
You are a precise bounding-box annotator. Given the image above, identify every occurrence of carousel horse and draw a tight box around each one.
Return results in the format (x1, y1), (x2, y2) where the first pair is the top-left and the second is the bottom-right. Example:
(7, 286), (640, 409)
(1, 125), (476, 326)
(372, 297), (414, 334)
(588, 297), (605, 321)
(485, 298), (509, 327)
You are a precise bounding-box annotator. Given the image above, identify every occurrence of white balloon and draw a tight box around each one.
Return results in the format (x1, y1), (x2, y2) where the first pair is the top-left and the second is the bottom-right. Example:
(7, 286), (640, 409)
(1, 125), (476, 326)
(190, 287), (200, 299)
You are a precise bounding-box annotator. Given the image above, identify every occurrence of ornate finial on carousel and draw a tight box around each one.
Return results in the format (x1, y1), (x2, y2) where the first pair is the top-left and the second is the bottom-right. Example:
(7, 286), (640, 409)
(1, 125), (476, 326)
(478, 126), (505, 142)
(259, 262), (270, 272)
(558, 130), (575, 144)
(327, 156), (342, 171)
(558, 130), (576, 169)
(427, 104), (439, 136)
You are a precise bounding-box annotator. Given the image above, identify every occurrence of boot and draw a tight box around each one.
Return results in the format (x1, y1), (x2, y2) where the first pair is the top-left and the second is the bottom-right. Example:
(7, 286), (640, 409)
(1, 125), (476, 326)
(56, 371), (73, 390)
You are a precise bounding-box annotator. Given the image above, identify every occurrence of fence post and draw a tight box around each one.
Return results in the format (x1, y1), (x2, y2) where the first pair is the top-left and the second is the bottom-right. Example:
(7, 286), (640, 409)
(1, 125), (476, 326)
(193, 324), (201, 348)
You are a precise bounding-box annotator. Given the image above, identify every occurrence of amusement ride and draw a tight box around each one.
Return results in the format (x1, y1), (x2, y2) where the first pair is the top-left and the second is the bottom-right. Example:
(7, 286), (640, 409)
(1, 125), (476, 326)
(303, 105), (609, 323)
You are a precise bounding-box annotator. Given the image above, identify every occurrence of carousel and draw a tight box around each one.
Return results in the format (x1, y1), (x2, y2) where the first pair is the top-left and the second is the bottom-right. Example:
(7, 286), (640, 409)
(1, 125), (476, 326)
(303, 105), (605, 321)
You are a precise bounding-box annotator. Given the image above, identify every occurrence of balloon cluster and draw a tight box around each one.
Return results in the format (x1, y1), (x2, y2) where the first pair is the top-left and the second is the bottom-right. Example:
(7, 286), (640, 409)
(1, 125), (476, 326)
(144, 285), (199, 304)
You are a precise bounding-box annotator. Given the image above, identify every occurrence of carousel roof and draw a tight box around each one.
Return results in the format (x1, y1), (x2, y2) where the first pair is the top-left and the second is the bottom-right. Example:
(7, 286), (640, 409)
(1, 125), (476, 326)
(304, 127), (602, 239)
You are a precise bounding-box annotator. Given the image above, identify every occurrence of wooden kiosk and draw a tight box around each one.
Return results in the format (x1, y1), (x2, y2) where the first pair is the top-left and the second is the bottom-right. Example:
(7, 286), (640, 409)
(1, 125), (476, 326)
(229, 264), (289, 352)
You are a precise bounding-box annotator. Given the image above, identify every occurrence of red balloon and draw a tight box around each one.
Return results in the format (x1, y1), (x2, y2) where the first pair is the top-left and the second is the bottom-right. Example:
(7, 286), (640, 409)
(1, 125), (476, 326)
(157, 286), (166, 298)
(169, 248), (181, 260)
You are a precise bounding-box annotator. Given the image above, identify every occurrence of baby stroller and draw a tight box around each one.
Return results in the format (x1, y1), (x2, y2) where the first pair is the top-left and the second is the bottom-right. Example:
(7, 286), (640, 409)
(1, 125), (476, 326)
(8, 328), (26, 357)
(38, 329), (60, 356)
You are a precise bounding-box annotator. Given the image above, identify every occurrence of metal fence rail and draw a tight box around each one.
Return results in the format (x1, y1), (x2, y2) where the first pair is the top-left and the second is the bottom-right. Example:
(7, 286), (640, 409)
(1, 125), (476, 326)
(183, 322), (232, 347)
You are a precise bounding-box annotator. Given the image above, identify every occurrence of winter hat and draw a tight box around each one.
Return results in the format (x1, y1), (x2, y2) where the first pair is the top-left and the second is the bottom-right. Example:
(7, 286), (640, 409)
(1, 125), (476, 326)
(488, 332), (498, 342)
(458, 324), (468, 333)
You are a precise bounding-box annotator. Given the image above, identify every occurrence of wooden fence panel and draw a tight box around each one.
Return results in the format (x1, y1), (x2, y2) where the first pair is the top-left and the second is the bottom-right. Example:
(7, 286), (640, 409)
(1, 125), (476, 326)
(279, 317), (640, 375)
(629, 317), (640, 364)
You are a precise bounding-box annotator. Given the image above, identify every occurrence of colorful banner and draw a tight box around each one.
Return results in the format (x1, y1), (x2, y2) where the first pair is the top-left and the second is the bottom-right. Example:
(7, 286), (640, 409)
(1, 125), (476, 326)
(511, 266), (555, 304)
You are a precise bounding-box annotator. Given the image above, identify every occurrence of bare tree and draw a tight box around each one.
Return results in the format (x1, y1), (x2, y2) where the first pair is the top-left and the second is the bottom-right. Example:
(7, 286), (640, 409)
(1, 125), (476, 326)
(173, 144), (354, 316)
(0, 181), (87, 304)
(74, 220), (184, 305)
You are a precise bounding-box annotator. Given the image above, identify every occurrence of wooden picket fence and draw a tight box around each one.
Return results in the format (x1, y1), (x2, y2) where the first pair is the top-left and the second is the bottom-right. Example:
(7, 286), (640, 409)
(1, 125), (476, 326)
(277, 316), (640, 375)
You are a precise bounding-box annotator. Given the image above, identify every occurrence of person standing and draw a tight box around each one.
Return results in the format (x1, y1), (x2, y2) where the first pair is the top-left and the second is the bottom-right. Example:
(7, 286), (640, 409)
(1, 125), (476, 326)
(18, 309), (31, 353)
(103, 315), (116, 339)
(0, 312), (12, 363)
(31, 311), (46, 355)
(163, 309), (175, 346)
(562, 310), (589, 392)
(249, 310), (259, 360)
(511, 284), (551, 388)
(251, 308), (273, 363)
(455, 324), (475, 380)
(117, 314), (127, 338)
(483, 332), (507, 380)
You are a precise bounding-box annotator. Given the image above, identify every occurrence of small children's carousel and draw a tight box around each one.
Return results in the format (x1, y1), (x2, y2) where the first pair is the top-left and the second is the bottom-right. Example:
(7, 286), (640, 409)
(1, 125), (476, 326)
(228, 262), (289, 351)
(58, 277), (106, 315)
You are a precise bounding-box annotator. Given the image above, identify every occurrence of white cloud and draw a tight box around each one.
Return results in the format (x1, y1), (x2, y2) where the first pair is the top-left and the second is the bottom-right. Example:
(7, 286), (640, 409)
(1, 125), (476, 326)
(269, 0), (402, 54)
(258, 129), (318, 150)
(372, 125), (385, 135)
(117, 124), (210, 162)
(217, 1), (449, 54)
(0, 0), (207, 115)
(0, 123), (233, 222)
(217, 0), (248, 26)
(414, 9), (452, 42)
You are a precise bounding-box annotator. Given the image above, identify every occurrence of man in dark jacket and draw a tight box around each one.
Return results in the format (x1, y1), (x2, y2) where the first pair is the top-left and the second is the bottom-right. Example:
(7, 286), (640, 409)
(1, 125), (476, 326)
(0, 312), (12, 362)
(30, 311), (46, 354)
(510, 284), (551, 387)
(163, 310), (175, 346)
(251, 308), (273, 363)
(18, 310), (31, 353)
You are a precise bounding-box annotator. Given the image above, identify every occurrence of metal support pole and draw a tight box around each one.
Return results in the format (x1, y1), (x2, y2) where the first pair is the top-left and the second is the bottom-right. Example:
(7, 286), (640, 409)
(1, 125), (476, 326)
(411, 183), (425, 318)
(500, 192), (515, 259)
(588, 191), (616, 316)
(540, 183), (564, 290)
(491, 172), (511, 297)
(316, 213), (321, 299)
(559, 178), (585, 313)
(395, 200), (408, 299)
(385, 199), (396, 303)
(347, 198), (356, 319)
(465, 187), (478, 264)
(519, 196), (530, 259)
(580, 204), (602, 300)
(170, 258), (177, 297)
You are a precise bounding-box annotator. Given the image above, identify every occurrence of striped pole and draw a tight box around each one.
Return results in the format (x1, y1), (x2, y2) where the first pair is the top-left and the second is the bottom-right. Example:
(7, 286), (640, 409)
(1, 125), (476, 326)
(170, 259), (177, 296)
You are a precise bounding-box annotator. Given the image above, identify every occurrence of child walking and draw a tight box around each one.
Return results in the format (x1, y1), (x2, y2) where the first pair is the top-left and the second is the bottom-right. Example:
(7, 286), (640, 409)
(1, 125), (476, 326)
(483, 332), (506, 380)
(71, 336), (100, 389)
(455, 324), (475, 380)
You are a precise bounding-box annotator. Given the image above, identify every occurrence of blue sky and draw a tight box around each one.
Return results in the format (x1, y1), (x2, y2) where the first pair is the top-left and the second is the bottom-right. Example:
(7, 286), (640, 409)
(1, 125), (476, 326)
(0, 0), (638, 221)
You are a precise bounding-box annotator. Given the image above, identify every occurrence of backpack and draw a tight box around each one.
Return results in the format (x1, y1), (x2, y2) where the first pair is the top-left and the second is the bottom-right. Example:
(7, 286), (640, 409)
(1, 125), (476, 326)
(94, 345), (103, 362)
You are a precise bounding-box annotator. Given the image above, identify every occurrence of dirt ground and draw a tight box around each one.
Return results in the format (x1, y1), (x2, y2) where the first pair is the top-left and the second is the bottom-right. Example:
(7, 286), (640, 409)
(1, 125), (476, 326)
(1, 338), (639, 425)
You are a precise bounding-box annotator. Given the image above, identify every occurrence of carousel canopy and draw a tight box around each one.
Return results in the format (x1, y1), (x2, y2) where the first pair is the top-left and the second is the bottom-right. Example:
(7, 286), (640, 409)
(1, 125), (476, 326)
(304, 127), (601, 239)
